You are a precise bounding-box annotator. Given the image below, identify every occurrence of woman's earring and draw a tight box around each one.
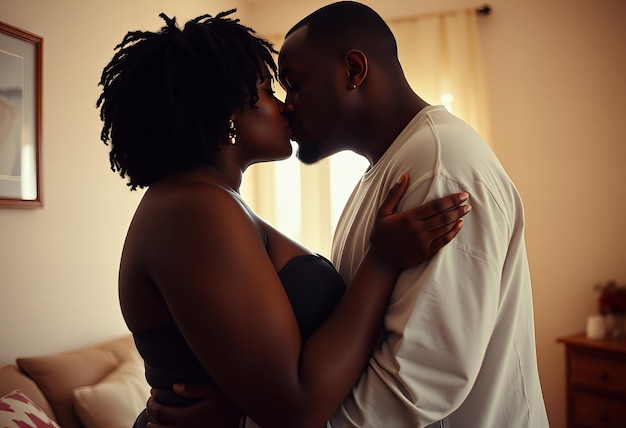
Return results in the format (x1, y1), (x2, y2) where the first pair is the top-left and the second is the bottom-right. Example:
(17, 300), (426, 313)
(228, 119), (237, 145)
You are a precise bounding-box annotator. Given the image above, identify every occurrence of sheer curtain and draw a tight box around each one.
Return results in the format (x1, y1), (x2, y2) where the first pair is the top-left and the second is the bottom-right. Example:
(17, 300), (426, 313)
(241, 7), (490, 256)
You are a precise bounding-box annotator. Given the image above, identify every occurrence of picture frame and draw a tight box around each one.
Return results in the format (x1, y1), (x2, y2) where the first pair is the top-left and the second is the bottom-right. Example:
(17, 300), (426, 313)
(0, 21), (42, 208)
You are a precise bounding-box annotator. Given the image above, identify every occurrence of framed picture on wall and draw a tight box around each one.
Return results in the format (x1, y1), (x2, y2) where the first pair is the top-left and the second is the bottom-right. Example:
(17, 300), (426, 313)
(0, 21), (42, 208)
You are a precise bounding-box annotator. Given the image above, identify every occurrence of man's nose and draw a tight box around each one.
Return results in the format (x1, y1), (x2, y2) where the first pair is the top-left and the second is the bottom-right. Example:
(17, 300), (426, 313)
(275, 97), (286, 112)
(281, 93), (295, 113)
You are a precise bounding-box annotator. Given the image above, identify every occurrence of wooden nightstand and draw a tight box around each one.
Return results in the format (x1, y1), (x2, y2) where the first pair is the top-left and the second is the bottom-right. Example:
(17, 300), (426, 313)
(557, 333), (626, 428)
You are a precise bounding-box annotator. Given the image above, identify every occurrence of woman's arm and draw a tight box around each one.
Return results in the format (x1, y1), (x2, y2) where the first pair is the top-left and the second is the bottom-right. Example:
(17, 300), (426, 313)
(148, 177), (469, 428)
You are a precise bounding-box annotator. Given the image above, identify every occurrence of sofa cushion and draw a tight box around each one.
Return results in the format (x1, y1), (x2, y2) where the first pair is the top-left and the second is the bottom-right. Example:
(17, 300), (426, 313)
(73, 350), (149, 428)
(16, 335), (136, 428)
(0, 364), (56, 420)
(0, 390), (61, 428)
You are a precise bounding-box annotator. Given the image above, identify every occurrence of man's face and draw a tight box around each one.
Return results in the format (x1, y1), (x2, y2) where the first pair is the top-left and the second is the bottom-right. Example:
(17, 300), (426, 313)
(278, 27), (347, 164)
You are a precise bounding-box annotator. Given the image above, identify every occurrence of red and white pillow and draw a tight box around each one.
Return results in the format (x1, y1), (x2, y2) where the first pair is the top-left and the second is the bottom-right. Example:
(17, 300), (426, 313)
(0, 390), (60, 428)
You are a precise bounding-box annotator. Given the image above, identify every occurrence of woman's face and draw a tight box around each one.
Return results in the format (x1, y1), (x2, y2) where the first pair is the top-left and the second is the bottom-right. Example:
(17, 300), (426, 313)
(233, 73), (293, 165)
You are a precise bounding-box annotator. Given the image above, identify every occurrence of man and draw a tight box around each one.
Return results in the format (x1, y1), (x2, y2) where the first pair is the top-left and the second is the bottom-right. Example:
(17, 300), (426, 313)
(148, 2), (549, 426)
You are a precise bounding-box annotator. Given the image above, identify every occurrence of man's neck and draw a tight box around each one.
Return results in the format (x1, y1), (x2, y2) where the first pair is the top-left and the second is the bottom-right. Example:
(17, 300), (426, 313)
(359, 92), (429, 165)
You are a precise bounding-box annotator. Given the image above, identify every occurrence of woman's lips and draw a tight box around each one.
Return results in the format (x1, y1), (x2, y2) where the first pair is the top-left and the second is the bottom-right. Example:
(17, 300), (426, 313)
(288, 121), (300, 140)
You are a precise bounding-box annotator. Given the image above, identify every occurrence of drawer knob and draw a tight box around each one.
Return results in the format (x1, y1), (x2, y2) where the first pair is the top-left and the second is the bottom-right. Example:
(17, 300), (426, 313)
(599, 372), (610, 382)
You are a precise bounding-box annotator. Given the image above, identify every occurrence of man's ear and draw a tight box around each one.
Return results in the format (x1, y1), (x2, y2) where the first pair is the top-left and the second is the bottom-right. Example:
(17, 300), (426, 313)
(345, 49), (368, 89)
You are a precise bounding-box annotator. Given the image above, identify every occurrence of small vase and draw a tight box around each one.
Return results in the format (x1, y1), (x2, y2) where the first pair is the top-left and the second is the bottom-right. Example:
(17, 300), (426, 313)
(608, 312), (626, 338)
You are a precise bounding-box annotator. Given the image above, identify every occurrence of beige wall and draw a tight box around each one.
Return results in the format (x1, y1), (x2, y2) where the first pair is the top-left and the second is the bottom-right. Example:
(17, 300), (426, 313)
(480, 2), (626, 427)
(1, 1), (625, 427)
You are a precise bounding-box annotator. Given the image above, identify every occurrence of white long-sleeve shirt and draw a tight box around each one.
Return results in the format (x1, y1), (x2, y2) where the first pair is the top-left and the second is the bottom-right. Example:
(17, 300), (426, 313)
(328, 106), (549, 427)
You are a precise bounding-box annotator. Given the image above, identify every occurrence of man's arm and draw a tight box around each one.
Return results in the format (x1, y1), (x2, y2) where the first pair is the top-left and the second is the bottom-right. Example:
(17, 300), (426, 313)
(146, 385), (241, 428)
(329, 174), (509, 427)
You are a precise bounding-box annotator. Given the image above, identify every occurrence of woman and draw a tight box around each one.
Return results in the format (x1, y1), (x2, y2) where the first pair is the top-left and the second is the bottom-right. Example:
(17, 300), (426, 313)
(97, 10), (470, 428)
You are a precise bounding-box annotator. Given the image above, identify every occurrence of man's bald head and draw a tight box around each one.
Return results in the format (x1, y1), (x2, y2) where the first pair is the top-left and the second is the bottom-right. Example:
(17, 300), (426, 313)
(285, 1), (398, 62)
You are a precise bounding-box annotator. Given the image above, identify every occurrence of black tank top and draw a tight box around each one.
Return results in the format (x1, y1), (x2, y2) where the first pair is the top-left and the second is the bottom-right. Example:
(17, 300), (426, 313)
(133, 253), (346, 407)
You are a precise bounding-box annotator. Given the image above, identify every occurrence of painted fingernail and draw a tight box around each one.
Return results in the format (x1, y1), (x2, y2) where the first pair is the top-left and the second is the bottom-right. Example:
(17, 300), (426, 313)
(464, 205), (472, 213)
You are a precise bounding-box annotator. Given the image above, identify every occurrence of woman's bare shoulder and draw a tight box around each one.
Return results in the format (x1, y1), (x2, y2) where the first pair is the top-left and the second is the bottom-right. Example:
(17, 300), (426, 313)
(140, 181), (253, 226)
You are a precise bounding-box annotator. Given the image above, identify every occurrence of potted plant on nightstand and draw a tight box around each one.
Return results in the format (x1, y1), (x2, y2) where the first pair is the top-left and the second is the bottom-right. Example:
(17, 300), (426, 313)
(595, 280), (626, 338)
